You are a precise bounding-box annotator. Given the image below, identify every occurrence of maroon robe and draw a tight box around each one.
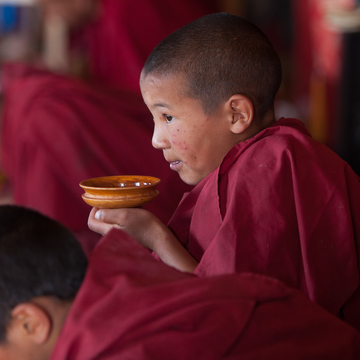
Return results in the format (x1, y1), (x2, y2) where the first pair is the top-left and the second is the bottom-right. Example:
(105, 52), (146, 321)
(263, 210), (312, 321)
(168, 118), (360, 331)
(50, 229), (360, 360)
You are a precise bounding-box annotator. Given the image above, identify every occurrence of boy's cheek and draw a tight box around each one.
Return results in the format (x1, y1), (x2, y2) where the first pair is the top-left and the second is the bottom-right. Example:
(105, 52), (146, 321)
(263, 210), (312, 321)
(178, 141), (189, 151)
(170, 139), (181, 150)
(0, 347), (14, 360)
(170, 134), (189, 152)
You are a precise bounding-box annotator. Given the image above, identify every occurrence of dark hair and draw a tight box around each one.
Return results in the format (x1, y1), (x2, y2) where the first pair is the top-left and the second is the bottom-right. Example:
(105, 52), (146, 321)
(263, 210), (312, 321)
(0, 205), (87, 343)
(142, 13), (282, 119)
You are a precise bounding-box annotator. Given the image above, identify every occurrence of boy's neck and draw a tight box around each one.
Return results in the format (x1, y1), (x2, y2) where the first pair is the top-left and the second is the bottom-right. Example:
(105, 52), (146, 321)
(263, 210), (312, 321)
(243, 109), (276, 141)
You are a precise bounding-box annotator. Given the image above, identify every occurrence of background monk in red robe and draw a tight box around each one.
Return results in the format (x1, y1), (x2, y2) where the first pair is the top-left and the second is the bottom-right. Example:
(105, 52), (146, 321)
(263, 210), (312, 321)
(0, 0), (220, 254)
(88, 13), (360, 331)
(37, 0), (220, 91)
(1, 204), (360, 360)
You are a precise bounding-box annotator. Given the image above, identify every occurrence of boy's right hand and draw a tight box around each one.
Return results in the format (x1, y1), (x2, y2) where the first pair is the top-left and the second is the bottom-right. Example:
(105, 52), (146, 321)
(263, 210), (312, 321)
(88, 207), (198, 273)
(88, 207), (164, 251)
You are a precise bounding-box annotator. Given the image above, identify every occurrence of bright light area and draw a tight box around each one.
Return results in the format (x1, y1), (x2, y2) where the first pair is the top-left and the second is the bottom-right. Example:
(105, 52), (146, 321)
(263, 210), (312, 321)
(0, 0), (36, 5)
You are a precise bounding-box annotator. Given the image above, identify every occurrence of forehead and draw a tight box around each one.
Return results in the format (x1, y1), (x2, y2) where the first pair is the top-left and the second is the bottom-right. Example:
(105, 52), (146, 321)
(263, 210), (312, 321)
(140, 72), (203, 113)
(141, 72), (186, 97)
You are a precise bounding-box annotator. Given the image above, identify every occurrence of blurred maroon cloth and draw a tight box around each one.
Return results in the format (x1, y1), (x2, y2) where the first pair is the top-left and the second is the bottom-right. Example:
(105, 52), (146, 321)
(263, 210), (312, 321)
(168, 118), (360, 331)
(1, 66), (191, 254)
(50, 229), (360, 360)
(72, 0), (219, 93)
(0, 0), (221, 254)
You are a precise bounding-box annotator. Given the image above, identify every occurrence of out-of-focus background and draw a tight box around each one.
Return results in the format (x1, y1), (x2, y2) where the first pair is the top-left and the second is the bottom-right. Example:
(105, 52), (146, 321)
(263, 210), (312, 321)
(0, 0), (359, 223)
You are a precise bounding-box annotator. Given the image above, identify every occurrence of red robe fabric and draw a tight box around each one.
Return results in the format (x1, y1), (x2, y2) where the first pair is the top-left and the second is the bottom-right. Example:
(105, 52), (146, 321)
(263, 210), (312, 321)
(167, 117), (360, 331)
(0, 66), (192, 255)
(50, 229), (360, 360)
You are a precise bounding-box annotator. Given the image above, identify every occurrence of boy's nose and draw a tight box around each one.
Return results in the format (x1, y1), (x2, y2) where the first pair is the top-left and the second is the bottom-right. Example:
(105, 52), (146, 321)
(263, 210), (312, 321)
(152, 124), (169, 150)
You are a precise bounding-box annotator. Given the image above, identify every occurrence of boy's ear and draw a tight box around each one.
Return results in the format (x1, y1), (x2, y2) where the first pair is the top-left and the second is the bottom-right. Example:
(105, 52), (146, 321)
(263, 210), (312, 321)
(10, 302), (52, 345)
(226, 94), (254, 134)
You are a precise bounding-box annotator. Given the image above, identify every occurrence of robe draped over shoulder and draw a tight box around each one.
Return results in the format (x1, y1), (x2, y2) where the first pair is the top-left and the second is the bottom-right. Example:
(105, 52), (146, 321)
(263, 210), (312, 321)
(50, 229), (360, 360)
(168, 118), (360, 330)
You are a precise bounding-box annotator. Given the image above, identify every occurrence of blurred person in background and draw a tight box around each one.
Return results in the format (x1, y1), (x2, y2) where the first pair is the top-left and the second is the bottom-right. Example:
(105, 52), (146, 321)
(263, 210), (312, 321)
(0, 0), (220, 255)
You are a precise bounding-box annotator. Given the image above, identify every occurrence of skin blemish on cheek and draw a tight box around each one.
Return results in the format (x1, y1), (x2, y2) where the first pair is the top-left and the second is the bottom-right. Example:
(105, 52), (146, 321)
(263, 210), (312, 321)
(173, 137), (188, 150)
(171, 135), (178, 145)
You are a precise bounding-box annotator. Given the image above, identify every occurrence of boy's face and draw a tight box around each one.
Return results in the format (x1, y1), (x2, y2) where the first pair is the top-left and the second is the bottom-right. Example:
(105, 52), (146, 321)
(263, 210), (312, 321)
(0, 338), (36, 360)
(140, 73), (237, 185)
(0, 344), (17, 360)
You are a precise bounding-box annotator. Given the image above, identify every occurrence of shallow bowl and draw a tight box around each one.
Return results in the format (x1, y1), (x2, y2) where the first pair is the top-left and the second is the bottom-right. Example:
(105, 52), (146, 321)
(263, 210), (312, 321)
(79, 175), (161, 209)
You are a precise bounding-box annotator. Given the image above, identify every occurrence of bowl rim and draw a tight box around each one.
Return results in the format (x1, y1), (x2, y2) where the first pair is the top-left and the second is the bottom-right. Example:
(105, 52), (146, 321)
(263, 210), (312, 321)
(79, 175), (161, 191)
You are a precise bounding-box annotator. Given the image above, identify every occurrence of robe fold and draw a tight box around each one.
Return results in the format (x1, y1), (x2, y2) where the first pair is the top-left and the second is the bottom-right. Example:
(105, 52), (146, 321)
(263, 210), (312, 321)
(50, 229), (360, 360)
(168, 117), (360, 330)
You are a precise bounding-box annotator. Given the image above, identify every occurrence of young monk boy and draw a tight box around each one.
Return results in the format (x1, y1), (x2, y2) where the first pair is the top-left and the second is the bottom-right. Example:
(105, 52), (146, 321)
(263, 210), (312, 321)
(88, 13), (360, 331)
(1, 204), (360, 360)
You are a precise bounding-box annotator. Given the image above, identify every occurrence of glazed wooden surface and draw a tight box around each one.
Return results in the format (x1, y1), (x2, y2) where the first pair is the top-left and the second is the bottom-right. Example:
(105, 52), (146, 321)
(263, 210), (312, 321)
(79, 175), (160, 209)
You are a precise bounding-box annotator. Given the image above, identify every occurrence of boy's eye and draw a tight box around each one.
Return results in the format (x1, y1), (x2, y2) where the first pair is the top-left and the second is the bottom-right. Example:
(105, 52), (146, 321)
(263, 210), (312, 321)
(164, 114), (175, 123)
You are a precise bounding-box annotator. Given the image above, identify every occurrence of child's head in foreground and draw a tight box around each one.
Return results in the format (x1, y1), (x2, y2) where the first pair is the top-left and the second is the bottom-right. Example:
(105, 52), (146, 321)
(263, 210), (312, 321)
(140, 12), (282, 185)
(0, 205), (87, 360)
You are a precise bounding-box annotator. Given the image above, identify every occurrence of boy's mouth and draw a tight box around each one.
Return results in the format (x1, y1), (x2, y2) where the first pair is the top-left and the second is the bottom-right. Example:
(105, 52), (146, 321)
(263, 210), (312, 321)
(169, 160), (181, 170)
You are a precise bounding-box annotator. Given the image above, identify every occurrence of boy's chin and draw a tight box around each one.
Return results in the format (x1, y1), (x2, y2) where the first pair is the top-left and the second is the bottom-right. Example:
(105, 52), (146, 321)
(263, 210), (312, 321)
(178, 172), (204, 187)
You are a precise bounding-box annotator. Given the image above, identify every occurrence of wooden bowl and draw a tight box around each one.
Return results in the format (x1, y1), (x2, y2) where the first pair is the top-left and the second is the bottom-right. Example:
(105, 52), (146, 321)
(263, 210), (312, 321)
(79, 175), (161, 209)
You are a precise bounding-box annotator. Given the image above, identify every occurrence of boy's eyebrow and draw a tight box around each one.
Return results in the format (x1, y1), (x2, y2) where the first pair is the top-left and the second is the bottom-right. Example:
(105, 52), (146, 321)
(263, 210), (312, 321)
(151, 102), (172, 110)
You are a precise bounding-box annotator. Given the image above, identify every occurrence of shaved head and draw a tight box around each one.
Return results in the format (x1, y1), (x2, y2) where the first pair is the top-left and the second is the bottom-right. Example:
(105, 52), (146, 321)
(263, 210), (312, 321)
(142, 13), (282, 119)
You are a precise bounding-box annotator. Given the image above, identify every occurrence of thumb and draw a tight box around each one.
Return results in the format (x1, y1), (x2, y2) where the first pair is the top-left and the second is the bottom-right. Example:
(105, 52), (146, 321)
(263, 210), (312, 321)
(93, 208), (128, 225)
(88, 207), (120, 235)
